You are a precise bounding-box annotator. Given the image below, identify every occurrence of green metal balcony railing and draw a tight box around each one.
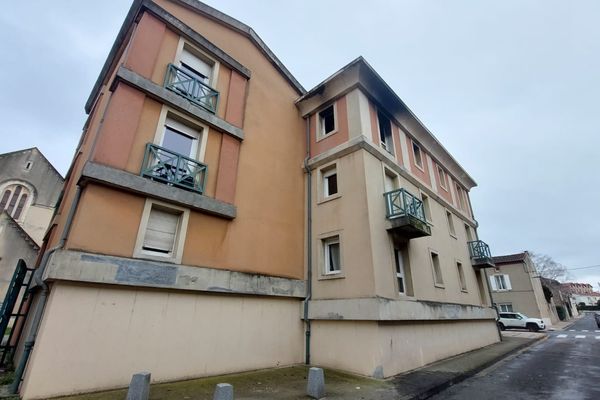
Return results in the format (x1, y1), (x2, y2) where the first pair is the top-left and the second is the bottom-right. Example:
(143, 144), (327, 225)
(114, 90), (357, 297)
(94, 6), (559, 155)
(384, 188), (427, 224)
(164, 63), (219, 114)
(141, 143), (207, 193)
(468, 240), (493, 262)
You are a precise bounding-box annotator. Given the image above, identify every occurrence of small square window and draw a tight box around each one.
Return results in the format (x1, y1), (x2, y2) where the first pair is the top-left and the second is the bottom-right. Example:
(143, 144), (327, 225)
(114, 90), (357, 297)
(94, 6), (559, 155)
(457, 261), (467, 291)
(318, 105), (336, 136)
(377, 111), (393, 154)
(412, 142), (423, 169)
(446, 211), (456, 237)
(437, 166), (447, 190)
(431, 252), (444, 286)
(323, 236), (341, 274)
(322, 167), (338, 198)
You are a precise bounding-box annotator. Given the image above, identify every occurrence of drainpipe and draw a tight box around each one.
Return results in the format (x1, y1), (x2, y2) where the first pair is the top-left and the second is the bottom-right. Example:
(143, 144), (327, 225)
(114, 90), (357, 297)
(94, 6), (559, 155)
(302, 116), (312, 365)
(10, 186), (82, 394)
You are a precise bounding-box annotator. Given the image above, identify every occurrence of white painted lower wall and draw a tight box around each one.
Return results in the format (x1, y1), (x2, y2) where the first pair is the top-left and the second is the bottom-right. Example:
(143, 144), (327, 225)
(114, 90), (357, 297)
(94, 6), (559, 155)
(20, 282), (304, 399)
(311, 319), (499, 378)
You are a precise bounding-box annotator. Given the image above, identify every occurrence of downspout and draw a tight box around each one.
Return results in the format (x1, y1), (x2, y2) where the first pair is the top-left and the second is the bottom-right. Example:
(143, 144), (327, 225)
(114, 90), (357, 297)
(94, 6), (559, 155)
(10, 185), (82, 394)
(302, 116), (312, 365)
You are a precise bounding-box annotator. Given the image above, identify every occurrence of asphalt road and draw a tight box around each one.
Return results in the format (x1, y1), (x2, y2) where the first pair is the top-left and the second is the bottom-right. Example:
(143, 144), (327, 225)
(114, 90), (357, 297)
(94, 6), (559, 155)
(431, 312), (600, 400)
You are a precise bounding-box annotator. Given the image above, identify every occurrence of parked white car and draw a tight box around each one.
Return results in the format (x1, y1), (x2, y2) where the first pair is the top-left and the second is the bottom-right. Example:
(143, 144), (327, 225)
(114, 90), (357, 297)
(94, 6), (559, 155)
(497, 312), (545, 332)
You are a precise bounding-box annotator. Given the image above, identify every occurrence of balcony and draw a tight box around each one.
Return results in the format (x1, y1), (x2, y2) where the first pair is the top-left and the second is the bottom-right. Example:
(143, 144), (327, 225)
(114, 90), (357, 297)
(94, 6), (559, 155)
(384, 188), (431, 240)
(141, 143), (207, 193)
(468, 240), (495, 269)
(164, 63), (219, 114)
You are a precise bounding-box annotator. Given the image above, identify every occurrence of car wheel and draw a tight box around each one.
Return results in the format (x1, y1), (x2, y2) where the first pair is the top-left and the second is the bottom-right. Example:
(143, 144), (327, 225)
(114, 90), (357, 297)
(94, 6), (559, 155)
(527, 323), (539, 332)
(498, 322), (506, 331)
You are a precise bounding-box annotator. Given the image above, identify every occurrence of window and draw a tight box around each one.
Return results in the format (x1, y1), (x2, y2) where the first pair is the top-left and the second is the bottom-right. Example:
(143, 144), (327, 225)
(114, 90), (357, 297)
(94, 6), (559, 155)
(180, 48), (214, 85)
(0, 184), (32, 221)
(490, 274), (512, 291)
(457, 261), (467, 291)
(24, 161), (33, 171)
(318, 105), (336, 137)
(464, 224), (473, 242)
(322, 166), (338, 198)
(395, 249), (406, 294)
(499, 303), (513, 313)
(323, 236), (341, 274)
(134, 200), (190, 263)
(412, 141), (423, 169)
(437, 166), (447, 190)
(161, 117), (201, 159)
(431, 251), (444, 286)
(446, 211), (456, 237)
(384, 170), (398, 193)
(455, 183), (465, 210)
(421, 194), (432, 222)
(377, 111), (393, 153)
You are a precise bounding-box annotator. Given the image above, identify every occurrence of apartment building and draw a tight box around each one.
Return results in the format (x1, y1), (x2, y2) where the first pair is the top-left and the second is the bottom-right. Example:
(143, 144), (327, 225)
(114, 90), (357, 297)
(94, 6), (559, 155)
(489, 252), (555, 326)
(562, 282), (600, 306)
(13, 1), (499, 398)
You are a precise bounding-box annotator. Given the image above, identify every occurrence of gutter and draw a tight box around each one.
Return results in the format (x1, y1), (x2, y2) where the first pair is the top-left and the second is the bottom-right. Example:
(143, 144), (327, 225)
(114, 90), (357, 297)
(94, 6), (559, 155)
(10, 186), (82, 394)
(302, 116), (312, 364)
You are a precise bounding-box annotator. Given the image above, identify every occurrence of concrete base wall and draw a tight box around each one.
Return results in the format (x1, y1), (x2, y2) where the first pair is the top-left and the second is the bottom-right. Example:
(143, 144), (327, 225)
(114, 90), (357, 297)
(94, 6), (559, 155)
(311, 319), (499, 378)
(20, 282), (304, 399)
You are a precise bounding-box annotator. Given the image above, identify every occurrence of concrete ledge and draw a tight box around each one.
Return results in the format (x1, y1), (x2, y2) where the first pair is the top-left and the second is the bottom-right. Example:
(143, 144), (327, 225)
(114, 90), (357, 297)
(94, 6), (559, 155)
(81, 162), (236, 219)
(307, 297), (497, 321)
(114, 66), (244, 141)
(44, 250), (307, 298)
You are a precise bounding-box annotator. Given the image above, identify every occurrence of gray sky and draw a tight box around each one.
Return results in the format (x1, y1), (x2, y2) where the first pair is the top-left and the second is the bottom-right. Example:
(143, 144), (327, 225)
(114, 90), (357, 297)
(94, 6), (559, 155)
(1, 1), (599, 289)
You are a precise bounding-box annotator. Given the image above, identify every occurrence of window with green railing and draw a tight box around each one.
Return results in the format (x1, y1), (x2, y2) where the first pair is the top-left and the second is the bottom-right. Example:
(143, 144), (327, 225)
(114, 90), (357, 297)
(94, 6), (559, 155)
(384, 188), (427, 224)
(468, 240), (492, 261)
(164, 63), (219, 114)
(140, 143), (207, 193)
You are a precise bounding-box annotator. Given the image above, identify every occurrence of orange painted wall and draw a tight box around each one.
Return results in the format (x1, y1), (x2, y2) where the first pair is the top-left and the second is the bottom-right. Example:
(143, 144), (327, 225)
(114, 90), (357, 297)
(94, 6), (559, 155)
(391, 124), (404, 166)
(310, 96), (349, 158)
(67, 185), (144, 258)
(224, 71), (247, 128)
(124, 13), (167, 80)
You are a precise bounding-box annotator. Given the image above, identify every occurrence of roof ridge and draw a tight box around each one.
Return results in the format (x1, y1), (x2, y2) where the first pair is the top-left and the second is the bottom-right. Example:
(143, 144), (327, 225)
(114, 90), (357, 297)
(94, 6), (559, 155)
(1, 211), (40, 250)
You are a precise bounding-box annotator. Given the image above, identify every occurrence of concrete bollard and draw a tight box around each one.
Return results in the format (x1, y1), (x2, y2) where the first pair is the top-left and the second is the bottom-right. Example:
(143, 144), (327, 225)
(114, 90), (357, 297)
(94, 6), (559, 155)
(126, 372), (151, 400)
(307, 367), (325, 399)
(213, 383), (234, 400)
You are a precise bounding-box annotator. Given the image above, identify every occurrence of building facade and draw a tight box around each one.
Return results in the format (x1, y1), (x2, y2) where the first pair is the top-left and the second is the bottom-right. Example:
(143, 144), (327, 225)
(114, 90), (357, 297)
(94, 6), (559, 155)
(489, 252), (556, 326)
(15, 1), (498, 398)
(0, 148), (63, 301)
(562, 282), (600, 306)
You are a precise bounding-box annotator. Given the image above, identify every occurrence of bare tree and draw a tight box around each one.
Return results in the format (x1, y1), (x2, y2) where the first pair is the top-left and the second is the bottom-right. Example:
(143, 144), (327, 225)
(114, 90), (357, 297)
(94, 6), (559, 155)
(529, 252), (570, 282)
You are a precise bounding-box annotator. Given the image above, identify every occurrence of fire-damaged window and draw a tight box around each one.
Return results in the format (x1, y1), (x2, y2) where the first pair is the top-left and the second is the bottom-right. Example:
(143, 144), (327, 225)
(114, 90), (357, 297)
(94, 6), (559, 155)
(377, 110), (393, 154)
(318, 104), (336, 137)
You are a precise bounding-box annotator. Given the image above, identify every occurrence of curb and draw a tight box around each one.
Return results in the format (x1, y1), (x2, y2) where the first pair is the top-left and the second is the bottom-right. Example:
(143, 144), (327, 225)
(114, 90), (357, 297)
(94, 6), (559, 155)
(407, 335), (547, 400)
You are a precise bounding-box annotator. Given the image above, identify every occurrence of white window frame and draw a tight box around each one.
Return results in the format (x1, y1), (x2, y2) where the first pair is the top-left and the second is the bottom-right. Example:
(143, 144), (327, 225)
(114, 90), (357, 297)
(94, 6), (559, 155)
(153, 107), (209, 162)
(323, 235), (342, 275)
(437, 166), (448, 190)
(499, 303), (513, 313)
(316, 103), (338, 140)
(395, 249), (406, 294)
(446, 210), (456, 238)
(490, 274), (512, 292)
(377, 110), (394, 155)
(174, 38), (220, 89)
(134, 199), (190, 264)
(412, 141), (424, 171)
(319, 163), (340, 202)
(456, 261), (467, 292)
(420, 192), (433, 223)
(430, 250), (444, 288)
(0, 181), (35, 222)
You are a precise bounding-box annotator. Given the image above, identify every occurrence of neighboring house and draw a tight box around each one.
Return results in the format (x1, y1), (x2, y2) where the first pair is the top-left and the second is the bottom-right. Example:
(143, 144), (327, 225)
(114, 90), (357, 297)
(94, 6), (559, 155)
(13, 1), (498, 398)
(561, 282), (600, 306)
(541, 277), (574, 321)
(0, 148), (63, 301)
(489, 252), (556, 326)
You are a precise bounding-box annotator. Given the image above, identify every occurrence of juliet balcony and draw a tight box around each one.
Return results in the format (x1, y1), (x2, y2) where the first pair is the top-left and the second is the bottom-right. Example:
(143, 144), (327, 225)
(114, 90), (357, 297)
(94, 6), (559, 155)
(384, 188), (431, 240)
(468, 240), (495, 269)
(164, 63), (219, 114)
(141, 143), (208, 193)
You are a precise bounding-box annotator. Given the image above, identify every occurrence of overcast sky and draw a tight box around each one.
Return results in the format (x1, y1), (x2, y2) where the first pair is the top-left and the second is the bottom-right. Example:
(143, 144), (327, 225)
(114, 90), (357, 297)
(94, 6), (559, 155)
(1, 1), (599, 289)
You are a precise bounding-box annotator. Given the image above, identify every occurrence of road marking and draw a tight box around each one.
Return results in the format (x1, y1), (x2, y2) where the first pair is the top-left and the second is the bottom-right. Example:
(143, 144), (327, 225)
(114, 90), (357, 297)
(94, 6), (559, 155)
(557, 334), (568, 338)
(582, 330), (589, 332)
(569, 329), (576, 331)
(575, 335), (586, 339)
(596, 336), (600, 340)
(595, 330), (600, 333)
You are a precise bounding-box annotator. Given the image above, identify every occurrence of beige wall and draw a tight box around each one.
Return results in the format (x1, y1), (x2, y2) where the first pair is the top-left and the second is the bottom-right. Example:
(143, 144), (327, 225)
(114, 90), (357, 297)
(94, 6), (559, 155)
(21, 282), (303, 399)
(21, 205), (53, 245)
(311, 319), (498, 378)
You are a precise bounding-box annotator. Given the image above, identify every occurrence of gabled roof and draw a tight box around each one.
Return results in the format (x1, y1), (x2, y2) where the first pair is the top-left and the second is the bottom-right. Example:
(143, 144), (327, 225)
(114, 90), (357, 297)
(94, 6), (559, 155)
(0, 147), (64, 181)
(85, 0), (305, 113)
(491, 252), (527, 265)
(0, 211), (40, 250)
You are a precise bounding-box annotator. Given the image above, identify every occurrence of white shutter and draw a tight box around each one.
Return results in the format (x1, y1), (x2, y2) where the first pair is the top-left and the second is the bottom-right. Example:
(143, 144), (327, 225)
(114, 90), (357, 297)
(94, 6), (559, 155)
(504, 275), (512, 290)
(490, 275), (498, 291)
(143, 208), (179, 253)
(180, 49), (213, 83)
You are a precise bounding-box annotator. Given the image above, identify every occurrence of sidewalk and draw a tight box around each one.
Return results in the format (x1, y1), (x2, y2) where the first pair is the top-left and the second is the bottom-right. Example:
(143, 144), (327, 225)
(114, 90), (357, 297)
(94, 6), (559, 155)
(58, 336), (544, 400)
(549, 314), (585, 331)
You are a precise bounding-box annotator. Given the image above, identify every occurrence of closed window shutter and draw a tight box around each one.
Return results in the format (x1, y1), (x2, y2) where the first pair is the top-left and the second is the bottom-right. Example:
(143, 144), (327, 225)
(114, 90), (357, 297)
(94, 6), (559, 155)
(490, 275), (498, 291)
(180, 49), (212, 83)
(143, 208), (179, 253)
(504, 275), (512, 290)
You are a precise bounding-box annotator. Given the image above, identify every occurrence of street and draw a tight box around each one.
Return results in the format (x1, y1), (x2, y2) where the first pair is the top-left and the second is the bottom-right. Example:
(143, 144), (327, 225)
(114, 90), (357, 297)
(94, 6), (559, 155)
(431, 313), (600, 400)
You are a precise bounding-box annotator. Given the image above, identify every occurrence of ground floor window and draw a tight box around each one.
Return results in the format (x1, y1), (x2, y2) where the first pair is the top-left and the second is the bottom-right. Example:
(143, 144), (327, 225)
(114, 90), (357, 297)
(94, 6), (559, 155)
(498, 303), (513, 312)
